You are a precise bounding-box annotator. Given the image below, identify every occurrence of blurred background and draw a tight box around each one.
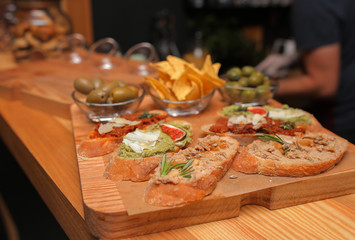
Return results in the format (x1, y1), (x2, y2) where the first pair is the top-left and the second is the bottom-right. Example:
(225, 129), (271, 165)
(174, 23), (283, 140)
(1, 0), (295, 73)
(91, 0), (293, 73)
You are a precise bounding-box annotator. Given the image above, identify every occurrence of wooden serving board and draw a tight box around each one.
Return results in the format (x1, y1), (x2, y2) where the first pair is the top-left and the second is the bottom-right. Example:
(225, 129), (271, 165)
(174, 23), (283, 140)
(71, 94), (355, 239)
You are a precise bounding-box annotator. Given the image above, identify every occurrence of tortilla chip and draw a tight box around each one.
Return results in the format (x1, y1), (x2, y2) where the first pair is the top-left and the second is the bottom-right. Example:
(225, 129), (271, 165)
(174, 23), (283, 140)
(187, 73), (204, 98)
(212, 63), (221, 74)
(145, 76), (170, 99)
(202, 55), (215, 76)
(172, 73), (191, 101)
(185, 80), (201, 100)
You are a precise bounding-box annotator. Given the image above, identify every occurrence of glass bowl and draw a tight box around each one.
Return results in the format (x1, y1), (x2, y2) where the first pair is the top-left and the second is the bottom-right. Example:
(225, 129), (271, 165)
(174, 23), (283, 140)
(218, 79), (279, 106)
(72, 84), (145, 122)
(148, 87), (216, 117)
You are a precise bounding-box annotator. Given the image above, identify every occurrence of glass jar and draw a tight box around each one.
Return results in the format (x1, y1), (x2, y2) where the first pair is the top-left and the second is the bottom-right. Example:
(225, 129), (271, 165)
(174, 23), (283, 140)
(10, 0), (72, 62)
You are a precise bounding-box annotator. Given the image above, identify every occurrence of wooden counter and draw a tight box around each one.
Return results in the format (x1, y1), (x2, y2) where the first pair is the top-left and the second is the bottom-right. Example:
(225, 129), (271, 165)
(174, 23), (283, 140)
(0, 57), (355, 239)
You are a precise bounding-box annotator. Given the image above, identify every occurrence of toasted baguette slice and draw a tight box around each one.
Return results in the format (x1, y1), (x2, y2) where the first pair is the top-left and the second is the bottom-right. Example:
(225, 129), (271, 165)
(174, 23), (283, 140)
(232, 132), (348, 177)
(77, 110), (168, 158)
(104, 121), (193, 182)
(143, 135), (240, 207)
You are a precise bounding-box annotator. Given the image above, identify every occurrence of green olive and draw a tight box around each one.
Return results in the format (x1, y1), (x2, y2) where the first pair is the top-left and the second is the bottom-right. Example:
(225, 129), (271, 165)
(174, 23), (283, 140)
(99, 81), (119, 93)
(254, 71), (264, 78)
(241, 89), (256, 103)
(248, 72), (264, 87)
(262, 76), (270, 86)
(226, 67), (242, 81)
(241, 66), (255, 77)
(91, 77), (104, 89)
(86, 89), (109, 103)
(74, 77), (94, 94)
(110, 86), (138, 103)
(238, 77), (249, 87)
(225, 81), (242, 100)
(127, 85), (139, 96)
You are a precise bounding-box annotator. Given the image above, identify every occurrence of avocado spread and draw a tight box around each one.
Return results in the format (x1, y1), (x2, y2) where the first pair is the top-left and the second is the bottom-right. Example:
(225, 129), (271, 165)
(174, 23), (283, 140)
(119, 121), (192, 159)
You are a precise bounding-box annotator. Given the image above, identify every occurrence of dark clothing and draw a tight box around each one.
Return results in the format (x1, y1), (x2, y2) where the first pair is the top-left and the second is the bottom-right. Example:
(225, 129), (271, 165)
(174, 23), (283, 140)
(291, 0), (355, 143)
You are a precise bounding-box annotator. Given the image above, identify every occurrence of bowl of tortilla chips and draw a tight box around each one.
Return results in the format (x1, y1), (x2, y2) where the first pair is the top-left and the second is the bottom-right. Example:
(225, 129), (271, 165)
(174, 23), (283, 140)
(144, 55), (224, 116)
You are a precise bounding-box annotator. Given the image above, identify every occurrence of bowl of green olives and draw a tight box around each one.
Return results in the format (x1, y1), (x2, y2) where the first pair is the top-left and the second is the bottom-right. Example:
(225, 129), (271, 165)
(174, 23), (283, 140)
(218, 66), (279, 106)
(72, 77), (145, 122)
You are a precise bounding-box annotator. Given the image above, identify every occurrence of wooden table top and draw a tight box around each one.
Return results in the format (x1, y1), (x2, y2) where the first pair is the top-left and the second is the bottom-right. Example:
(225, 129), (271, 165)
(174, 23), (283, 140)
(0, 55), (354, 240)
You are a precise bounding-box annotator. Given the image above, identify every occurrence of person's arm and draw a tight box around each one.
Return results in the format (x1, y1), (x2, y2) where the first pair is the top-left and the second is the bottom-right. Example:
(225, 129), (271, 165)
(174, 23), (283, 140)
(276, 43), (340, 98)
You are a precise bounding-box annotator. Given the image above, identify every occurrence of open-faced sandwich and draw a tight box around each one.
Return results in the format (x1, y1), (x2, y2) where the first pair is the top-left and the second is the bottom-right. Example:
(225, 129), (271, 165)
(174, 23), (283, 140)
(201, 105), (316, 145)
(232, 130), (348, 177)
(77, 110), (168, 158)
(220, 104), (318, 129)
(104, 121), (193, 181)
(143, 135), (240, 207)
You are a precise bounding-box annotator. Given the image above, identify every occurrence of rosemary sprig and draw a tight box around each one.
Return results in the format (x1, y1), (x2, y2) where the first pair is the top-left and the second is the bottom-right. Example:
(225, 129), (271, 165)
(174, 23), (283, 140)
(160, 154), (195, 178)
(179, 157), (195, 178)
(160, 154), (169, 176)
(256, 128), (290, 153)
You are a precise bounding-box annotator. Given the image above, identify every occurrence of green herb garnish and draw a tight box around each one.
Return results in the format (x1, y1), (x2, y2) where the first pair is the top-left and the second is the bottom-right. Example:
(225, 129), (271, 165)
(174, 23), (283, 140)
(233, 106), (248, 112)
(160, 154), (195, 178)
(280, 122), (295, 130)
(256, 128), (290, 153)
(138, 112), (158, 119)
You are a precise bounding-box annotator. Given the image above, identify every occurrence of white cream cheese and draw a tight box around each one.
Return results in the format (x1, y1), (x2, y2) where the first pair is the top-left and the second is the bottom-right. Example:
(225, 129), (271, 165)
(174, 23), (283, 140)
(123, 129), (161, 153)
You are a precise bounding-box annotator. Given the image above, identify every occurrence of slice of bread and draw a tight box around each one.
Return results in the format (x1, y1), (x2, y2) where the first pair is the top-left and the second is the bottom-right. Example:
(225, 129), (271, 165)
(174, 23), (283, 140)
(77, 110), (168, 158)
(104, 121), (193, 182)
(232, 132), (348, 177)
(143, 135), (240, 207)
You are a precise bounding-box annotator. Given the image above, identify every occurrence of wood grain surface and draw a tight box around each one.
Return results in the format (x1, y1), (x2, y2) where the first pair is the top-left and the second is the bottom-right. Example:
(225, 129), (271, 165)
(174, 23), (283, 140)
(1, 58), (355, 240)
